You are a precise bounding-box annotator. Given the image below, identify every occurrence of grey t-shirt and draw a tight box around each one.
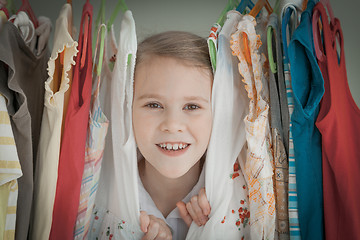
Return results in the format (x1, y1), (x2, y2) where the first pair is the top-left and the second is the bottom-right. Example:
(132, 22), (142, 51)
(0, 21), (50, 240)
(267, 14), (290, 155)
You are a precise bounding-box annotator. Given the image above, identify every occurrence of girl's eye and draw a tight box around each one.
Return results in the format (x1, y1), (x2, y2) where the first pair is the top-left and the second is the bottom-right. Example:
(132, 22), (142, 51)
(184, 104), (200, 111)
(145, 103), (162, 109)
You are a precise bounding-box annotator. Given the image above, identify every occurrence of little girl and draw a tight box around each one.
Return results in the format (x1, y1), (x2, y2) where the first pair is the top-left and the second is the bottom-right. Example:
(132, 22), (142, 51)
(132, 31), (213, 240)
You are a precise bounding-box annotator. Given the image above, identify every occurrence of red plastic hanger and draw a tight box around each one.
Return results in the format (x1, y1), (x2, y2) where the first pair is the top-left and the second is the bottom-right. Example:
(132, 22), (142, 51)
(312, 0), (335, 62)
(0, 7), (9, 18)
(17, 0), (38, 28)
(80, 0), (92, 69)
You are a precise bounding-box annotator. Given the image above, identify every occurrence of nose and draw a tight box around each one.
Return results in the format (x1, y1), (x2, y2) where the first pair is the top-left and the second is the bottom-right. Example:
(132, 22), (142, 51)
(159, 109), (186, 133)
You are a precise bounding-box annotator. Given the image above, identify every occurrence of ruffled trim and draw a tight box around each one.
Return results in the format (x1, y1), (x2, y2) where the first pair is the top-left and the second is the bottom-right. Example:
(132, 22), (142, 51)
(230, 15), (268, 123)
(44, 4), (79, 108)
(44, 40), (78, 107)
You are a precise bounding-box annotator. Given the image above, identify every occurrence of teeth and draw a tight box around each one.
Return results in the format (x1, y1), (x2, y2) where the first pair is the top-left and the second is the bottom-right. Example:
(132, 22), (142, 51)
(159, 143), (188, 151)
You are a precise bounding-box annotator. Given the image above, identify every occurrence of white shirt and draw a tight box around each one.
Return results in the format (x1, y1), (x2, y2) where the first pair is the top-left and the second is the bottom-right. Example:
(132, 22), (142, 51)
(138, 166), (205, 240)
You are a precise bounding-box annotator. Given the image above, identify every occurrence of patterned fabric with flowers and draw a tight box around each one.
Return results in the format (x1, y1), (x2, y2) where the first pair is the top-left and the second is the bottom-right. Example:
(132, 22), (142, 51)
(230, 13), (276, 240)
(219, 156), (251, 239)
(88, 206), (143, 240)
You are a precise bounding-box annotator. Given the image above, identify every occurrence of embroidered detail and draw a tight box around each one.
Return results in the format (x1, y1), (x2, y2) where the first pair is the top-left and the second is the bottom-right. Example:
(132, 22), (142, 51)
(230, 162), (241, 179)
(234, 199), (250, 231)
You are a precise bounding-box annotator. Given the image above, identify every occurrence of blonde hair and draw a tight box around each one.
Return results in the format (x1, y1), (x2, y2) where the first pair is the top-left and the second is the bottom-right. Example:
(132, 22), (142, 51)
(136, 31), (212, 75)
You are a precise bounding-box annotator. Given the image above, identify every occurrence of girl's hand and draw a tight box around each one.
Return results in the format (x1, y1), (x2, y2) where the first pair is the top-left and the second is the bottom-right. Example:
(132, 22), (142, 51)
(176, 187), (211, 227)
(140, 211), (172, 240)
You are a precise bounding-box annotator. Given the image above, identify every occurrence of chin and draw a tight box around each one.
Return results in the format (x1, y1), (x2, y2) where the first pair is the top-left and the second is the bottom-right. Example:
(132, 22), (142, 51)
(159, 167), (190, 179)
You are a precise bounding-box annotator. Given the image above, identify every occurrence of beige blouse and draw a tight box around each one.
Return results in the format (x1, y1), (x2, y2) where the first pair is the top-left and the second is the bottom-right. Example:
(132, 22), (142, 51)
(231, 13), (276, 240)
(31, 4), (78, 240)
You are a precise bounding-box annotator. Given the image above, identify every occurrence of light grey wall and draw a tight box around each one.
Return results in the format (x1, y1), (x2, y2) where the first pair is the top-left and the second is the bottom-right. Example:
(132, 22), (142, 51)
(22, 0), (360, 107)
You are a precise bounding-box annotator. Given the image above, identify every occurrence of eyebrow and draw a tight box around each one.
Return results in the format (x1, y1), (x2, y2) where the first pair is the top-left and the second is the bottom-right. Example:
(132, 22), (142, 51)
(137, 94), (209, 103)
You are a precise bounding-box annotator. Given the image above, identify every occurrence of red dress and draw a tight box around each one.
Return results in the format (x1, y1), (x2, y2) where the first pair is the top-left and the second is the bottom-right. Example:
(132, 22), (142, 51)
(313, 2), (360, 240)
(49, 2), (93, 239)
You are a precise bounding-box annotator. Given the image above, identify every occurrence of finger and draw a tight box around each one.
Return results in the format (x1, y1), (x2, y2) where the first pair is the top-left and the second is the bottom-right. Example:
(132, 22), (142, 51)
(190, 195), (207, 226)
(149, 216), (172, 240)
(186, 200), (201, 226)
(198, 188), (211, 215)
(176, 201), (192, 228)
(140, 211), (150, 233)
(142, 219), (160, 240)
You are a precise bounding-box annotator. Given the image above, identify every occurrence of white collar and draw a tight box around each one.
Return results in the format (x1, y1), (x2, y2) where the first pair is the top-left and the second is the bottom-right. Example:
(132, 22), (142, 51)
(138, 163), (205, 222)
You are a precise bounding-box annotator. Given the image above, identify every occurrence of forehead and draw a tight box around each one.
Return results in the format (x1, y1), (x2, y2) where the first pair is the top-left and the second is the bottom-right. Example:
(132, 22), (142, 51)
(134, 56), (212, 99)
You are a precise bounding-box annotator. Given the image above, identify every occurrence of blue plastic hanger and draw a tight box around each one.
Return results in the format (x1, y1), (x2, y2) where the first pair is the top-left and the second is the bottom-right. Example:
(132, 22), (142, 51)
(281, 7), (294, 61)
(236, 0), (255, 14)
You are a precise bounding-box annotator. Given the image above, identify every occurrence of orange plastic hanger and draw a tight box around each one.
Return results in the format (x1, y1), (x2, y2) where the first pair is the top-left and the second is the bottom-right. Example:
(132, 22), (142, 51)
(249, 0), (273, 16)
(67, 0), (72, 6)
(242, 0), (273, 65)
(17, 0), (38, 28)
(301, 0), (308, 11)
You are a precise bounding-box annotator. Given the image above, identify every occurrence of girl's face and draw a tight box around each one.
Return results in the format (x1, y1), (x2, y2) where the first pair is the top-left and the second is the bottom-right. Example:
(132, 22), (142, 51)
(133, 56), (213, 179)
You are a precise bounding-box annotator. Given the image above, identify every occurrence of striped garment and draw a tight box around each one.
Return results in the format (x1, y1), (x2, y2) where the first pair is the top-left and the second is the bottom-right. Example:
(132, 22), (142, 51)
(74, 23), (109, 239)
(0, 94), (22, 240)
(282, 10), (301, 236)
(283, 60), (301, 239)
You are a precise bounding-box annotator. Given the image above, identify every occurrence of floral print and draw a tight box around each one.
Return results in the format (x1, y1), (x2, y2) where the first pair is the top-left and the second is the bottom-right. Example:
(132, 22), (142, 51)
(89, 206), (142, 240)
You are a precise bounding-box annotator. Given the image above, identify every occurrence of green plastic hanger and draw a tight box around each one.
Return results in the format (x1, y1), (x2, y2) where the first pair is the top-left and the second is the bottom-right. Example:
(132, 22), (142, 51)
(93, 0), (106, 51)
(6, 0), (15, 15)
(106, 0), (132, 65)
(209, 0), (240, 72)
(107, 0), (128, 31)
(93, 23), (107, 78)
(217, 0), (240, 27)
(208, 37), (217, 72)
(96, 0), (106, 76)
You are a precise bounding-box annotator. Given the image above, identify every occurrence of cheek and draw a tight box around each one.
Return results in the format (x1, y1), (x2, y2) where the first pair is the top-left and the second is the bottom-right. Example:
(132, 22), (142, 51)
(132, 109), (146, 142)
(192, 113), (213, 142)
(132, 110), (157, 144)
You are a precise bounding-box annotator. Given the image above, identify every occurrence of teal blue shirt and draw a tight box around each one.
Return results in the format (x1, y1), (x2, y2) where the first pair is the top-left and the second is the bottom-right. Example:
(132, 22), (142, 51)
(287, 1), (325, 239)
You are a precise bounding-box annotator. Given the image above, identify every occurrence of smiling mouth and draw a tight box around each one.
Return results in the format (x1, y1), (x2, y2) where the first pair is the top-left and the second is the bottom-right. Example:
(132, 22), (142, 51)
(156, 143), (190, 151)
